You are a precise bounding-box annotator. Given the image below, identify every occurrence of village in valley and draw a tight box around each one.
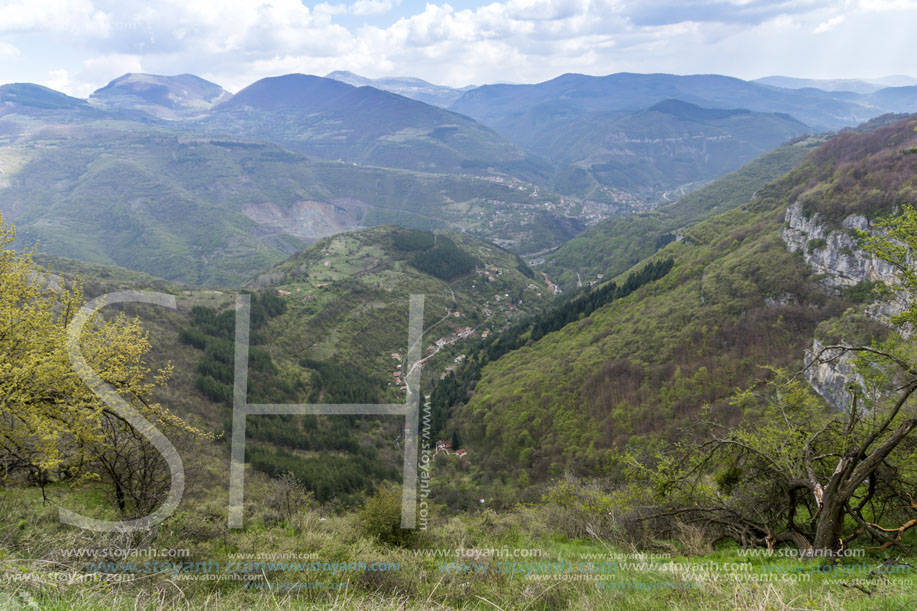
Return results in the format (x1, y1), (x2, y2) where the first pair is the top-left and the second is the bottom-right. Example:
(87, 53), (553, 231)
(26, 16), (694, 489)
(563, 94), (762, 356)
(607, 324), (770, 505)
(265, 228), (560, 414)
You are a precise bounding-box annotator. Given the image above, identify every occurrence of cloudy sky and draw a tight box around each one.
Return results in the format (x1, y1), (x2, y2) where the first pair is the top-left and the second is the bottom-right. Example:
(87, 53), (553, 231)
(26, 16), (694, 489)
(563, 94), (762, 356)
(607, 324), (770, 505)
(0, 0), (915, 97)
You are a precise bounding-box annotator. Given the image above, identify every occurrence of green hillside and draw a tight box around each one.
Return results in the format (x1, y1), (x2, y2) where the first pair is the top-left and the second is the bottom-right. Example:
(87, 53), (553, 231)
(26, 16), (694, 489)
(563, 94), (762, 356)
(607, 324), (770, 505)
(27, 226), (549, 510)
(172, 226), (549, 500)
(0, 83), (93, 111)
(543, 134), (826, 290)
(441, 116), (917, 487)
(203, 74), (550, 181)
(501, 100), (810, 200)
(4, 119), (917, 610)
(245, 226), (550, 385)
(0, 124), (582, 285)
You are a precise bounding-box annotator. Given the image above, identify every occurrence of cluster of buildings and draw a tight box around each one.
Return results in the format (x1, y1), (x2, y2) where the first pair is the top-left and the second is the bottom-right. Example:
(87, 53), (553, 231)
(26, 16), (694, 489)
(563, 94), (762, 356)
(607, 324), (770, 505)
(434, 440), (467, 458)
(584, 273), (606, 288)
(541, 272), (561, 295)
(428, 325), (475, 355)
(390, 352), (407, 391)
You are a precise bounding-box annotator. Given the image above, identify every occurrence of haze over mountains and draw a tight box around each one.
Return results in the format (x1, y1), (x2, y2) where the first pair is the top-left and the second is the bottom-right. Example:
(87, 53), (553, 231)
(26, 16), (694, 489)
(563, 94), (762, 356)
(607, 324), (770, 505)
(1, 68), (915, 285)
(754, 74), (917, 94)
(325, 70), (473, 108)
(448, 72), (913, 131)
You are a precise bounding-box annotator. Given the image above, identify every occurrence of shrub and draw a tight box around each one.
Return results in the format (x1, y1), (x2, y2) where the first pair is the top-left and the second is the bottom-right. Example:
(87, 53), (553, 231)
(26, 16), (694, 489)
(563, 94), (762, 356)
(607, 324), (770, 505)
(360, 486), (417, 548)
(806, 237), (827, 253)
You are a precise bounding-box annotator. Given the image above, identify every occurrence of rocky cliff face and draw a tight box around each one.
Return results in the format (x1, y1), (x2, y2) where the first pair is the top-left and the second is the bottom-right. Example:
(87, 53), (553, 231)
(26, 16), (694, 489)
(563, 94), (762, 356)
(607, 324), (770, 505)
(803, 339), (861, 410)
(782, 201), (899, 289)
(782, 201), (905, 408)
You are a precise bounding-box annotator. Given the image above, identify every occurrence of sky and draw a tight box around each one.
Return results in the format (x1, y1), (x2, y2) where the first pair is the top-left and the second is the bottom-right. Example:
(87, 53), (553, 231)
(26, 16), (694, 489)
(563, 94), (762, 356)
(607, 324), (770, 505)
(0, 0), (915, 97)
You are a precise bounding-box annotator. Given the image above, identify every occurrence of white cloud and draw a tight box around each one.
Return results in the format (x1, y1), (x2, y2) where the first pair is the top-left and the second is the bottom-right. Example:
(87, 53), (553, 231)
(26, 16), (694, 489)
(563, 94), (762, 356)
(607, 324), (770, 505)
(314, 0), (398, 17)
(814, 14), (845, 32)
(0, 42), (20, 58)
(856, 0), (917, 10)
(2, 1), (916, 93)
(41, 54), (143, 97)
(43, 69), (73, 94)
(314, 3), (350, 17)
(0, 0), (111, 36)
(350, 0), (396, 16)
(77, 54), (144, 94)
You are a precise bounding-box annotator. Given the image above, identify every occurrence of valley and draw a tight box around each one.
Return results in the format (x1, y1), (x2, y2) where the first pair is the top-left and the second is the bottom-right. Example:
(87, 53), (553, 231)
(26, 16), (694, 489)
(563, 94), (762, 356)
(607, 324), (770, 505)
(2, 59), (917, 610)
(0, 125), (593, 284)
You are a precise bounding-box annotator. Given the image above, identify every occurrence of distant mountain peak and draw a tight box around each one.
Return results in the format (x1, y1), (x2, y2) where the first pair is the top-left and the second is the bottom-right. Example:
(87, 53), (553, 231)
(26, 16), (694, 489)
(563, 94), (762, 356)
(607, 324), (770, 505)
(323, 71), (470, 107)
(89, 72), (231, 119)
(0, 83), (91, 113)
(214, 73), (354, 112)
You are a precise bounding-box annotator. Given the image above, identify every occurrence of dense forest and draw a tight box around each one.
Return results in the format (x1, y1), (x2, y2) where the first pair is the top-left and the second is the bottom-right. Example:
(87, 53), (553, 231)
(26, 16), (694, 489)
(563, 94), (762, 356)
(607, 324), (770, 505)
(407, 233), (480, 281)
(178, 292), (395, 504)
(428, 258), (675, 441)
(3, 60), (917, 607)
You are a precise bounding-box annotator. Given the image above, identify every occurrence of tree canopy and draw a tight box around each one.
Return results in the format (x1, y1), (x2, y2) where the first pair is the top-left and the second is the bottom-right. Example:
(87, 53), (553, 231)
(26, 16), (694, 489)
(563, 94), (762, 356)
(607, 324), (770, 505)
(626, 207), (917, 555)
(0, 212), (205, 513)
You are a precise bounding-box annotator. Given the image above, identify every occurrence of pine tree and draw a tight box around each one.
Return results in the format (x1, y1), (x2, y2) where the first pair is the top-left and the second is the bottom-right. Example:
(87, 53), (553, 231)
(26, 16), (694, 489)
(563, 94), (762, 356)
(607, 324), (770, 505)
(451, 431), (461, 451)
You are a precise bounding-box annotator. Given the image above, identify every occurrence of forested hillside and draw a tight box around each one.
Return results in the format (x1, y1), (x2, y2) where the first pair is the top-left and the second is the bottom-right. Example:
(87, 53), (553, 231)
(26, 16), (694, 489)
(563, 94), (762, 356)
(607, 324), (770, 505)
(0, 125), (579, 284)
(543, 134), (827, 290)
(487, 99), (810, 200)
(2, 113), (917, 611)
(442, 115), (917, 490)
(176, 226), (549, 500)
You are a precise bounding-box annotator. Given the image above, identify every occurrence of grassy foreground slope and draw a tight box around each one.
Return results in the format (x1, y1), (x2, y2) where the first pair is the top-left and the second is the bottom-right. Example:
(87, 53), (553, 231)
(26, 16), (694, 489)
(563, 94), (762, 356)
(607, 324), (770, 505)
(2, 481), (915, 610)
(453, 117), (917, 483)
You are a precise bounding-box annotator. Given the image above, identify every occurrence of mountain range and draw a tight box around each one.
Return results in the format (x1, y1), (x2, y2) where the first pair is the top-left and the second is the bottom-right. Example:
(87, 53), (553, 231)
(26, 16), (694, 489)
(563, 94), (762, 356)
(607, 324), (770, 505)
(325, 70), (473, 108)
(5, 56), (917, 607)
(202, 73), (546, 179)
(4, 70), (915, 196)
(1, 69), (915, 288)
(754, 74), (917, 94)
(448, 72), (915, 131)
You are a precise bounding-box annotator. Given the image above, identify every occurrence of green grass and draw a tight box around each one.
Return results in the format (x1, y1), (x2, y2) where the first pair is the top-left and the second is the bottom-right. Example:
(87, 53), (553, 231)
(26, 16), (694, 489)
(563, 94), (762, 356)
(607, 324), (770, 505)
(1, 484), (913, 610)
